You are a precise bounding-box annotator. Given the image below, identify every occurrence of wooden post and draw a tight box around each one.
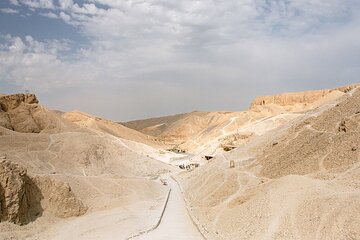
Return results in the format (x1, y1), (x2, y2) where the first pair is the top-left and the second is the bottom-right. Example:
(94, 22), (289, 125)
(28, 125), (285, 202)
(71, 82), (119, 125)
(230, 160), (235, 168)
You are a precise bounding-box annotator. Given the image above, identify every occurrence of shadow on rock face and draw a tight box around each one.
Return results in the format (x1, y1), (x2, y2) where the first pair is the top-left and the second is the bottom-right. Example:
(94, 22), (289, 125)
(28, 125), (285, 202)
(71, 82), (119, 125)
(0, 160), (44, 225)
(0, 184), (4, 219)
(0, 160), (87, 226)
(21, 175), (44, 225)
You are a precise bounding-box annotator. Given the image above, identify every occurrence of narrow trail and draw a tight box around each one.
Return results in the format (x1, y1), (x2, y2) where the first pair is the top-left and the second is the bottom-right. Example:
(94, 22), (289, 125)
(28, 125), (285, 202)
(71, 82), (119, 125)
(133, 176), (204, 240)
(221, 117), (239, 135)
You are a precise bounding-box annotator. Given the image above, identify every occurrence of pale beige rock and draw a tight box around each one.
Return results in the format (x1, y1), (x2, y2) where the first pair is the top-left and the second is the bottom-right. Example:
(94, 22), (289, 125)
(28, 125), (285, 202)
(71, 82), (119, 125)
(180, 86), (360, 240)
(1, 84), (360, 240)
(259, 87), (360, 178)
(123, 85), (353, 153)
(0, 93), (77, 133)
(250, 84), (358, 108)
(0, 160), (28, 224)
(0, 160), (86, 225)
(31, 175), (87, 218)
(0, 93), (170, 239)
(63, 110), (162, 148)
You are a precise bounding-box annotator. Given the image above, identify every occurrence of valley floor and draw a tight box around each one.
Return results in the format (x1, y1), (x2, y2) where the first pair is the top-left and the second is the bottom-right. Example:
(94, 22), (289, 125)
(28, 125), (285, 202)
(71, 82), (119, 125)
(20, 172), (204, 240)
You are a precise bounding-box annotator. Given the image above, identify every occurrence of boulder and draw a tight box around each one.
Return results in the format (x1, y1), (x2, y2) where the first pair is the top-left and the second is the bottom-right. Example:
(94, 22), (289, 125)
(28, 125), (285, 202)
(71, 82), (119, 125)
(31, 176), (87, 218)
(0, 94), (40, 133)
(0, 160), (87, 225)
(0, 93), (73, 133)
(0, 160), (29, 224)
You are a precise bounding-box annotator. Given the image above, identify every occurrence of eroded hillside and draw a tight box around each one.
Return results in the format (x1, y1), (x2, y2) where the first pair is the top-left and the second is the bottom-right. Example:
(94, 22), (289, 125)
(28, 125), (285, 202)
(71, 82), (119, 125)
(63, 111), (164, 148)
(124, 85), (354, 155)
(0, 93), (171, 239)
(1, 85), (359, 240)
(179, 87), (360, 240)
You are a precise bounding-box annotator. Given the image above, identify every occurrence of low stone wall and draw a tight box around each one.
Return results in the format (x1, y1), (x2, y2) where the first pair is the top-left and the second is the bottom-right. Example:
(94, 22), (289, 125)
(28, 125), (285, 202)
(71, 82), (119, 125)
(126, 188), (171, 240)
(170, 175), (209, 240)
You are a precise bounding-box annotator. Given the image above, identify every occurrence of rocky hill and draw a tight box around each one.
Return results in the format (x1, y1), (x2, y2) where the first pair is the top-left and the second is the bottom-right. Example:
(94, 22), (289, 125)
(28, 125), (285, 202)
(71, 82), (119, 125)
(259, 86), (360, 178)
(122, 112), (193, 136)
(250, 84), (357, 109)
(0, 159), (86, 225)
(180, 86), (360, 240)
(63, 110), (163, 148)
(0, 94), (76, 133)
(123, 86), (351, 154)
(2, 84), (360, 240)
(0, 93), (170, 239)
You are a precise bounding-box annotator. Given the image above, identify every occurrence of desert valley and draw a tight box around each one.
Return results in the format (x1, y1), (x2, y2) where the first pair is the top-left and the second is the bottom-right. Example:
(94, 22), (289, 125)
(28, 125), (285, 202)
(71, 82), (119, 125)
(2, 0), (360, 239)
(1, 84), (359, 240)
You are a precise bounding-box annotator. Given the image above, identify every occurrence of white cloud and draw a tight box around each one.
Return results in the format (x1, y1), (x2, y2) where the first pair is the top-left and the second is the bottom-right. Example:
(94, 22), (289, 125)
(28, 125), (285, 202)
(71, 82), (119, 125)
(59, 11), (71, 22)
(0, 8), (19, 14)
(58, 0), (73, 9)
(1, 0), (360, 120)
(8, 0), (20, 6)
(71, 3), (105, 15)
(40, 11), (58, 19)
(18, 0), (55, 9)
(0, 35), (85, 90)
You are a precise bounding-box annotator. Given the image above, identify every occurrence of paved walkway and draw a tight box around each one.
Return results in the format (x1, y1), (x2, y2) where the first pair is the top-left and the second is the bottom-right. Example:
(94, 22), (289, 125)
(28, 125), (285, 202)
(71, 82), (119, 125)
(133, 176), (204, 240)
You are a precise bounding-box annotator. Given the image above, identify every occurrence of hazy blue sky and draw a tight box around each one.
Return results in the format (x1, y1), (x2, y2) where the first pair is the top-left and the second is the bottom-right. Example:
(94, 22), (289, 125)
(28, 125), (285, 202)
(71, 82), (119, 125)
(1, 0), (360, 121)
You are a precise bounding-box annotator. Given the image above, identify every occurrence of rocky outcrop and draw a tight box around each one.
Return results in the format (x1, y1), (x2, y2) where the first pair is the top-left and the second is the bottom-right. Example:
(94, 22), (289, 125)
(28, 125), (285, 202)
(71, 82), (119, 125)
(31, 176), (87, 218)
(0, 160), (29, 224)
(259, 87), (360, 178)
(0, 160), (86, 225)
(0, 94), (38, 111)
(0, 93), (73, 133)
(0, 94), (41, 133)
(250, 85), (358, 108)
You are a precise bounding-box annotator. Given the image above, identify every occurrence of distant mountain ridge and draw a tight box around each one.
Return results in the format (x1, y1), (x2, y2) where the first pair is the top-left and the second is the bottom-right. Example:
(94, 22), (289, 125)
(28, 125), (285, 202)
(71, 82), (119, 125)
(121, 84), (358, 152)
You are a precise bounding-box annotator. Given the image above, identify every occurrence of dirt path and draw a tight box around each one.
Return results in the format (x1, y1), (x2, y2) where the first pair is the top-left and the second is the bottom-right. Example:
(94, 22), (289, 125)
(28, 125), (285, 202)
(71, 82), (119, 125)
(221, 117), (239, 135)
(133, 176), (204, 240)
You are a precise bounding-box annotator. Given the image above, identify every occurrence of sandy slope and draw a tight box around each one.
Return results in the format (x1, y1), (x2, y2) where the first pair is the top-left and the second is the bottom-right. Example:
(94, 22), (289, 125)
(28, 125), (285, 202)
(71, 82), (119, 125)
(122, 112), (195, 136)
(0, 94), (171, 239)
(2, 85), (360, 240)
(123, 86), (350, 154)
(180, 87), (360, 240)
(63, 110), (163, 148)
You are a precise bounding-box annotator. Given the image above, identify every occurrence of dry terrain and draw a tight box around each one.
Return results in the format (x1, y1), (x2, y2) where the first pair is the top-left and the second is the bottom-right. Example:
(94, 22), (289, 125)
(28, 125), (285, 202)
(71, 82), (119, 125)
(0, 94), (171, 239)
(1, 84), (359, 240)
(179, 86), (360, 240)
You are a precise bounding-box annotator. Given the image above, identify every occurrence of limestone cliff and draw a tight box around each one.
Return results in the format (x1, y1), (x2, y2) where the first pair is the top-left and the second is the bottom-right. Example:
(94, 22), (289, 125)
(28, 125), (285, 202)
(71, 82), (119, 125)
(0, 93), (75, 133)
(250, 84), (358, 108)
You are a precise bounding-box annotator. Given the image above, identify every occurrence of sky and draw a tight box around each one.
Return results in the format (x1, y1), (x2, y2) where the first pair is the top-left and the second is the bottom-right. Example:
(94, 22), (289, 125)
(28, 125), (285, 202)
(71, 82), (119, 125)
(1, 0), (360, 121)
